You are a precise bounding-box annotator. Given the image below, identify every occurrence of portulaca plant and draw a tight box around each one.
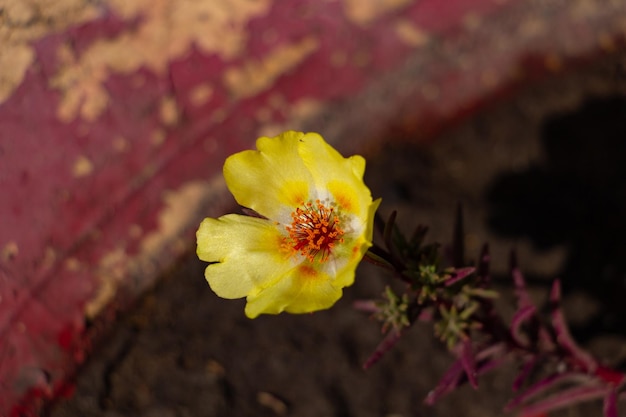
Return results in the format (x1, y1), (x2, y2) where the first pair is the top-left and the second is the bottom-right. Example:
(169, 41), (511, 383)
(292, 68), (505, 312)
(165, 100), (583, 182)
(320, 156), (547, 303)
(197, 131), (625, 416)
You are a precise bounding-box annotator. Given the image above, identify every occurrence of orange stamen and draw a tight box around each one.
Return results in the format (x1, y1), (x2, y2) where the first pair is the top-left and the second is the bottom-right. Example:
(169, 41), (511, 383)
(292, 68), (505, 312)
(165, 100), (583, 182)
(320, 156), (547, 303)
(282, 200), (344, 263)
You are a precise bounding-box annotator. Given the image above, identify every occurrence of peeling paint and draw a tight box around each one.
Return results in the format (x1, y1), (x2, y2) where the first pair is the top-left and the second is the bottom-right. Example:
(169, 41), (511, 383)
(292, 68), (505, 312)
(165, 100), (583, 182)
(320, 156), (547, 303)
(50, 0), (272, 121)
(189, 83), (214, 107)
(159, 96), (180, 127)
(64, 258), (81, 271)
(84, 179), (226, 319)
(2, 241), (19, 261)
(394, 19), (430, 47)
(342, 0), (411, 25)
(112, 136), (130, 152)
(42, 247), (58, 271)
(140, 181), (221, 258)
(223, 37), (319, 99)
(0, 0), (99, 104)
(151, 130), (167, 146)
(85, 247), (129, 319)
(72, 155), (94, 177)
(257, 98), (322, 138)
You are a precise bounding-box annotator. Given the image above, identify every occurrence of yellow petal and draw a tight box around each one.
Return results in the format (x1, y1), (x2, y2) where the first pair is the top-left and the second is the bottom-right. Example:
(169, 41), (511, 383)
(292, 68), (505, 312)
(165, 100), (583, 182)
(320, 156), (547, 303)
(244, 263), (343, 318)
(223, 131), (315, 221)
(297, 133), (373, 217)
(196, 214), (292, 299)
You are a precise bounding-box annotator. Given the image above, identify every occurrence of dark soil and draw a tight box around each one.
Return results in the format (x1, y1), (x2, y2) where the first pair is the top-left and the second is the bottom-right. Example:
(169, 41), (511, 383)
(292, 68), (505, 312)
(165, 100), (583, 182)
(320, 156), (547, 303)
(49, 53), (626, 417)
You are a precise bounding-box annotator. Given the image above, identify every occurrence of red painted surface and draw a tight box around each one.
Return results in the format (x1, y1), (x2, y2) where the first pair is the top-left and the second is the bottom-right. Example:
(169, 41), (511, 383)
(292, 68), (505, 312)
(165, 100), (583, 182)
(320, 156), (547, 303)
(0, 0), (624, 415)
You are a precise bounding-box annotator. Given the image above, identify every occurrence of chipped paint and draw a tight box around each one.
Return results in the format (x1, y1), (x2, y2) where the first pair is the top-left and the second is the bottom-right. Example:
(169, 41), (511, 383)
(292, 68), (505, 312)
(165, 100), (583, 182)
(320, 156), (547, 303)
(159, 96), (180, 126)
(84, 179), (226, 319)
(72, 155), (94, 177)
(2, 241), (19, 261)
(189, 83), (214, 107)
(140, 181), (221, 257)
(0, 0), (99, 104)
(85, 247), (129, 319)
(64, 258), (81, 271)
(223, 37), (319, 99)
(257, 98), (323, 138)
(42, 247), (58, 271)
(394, 19), (430, 47)
(50, 0), (272, 121)
(342, 0), (411, 25)
(151, 130), (167, 146)
(112, 136), (130, 152)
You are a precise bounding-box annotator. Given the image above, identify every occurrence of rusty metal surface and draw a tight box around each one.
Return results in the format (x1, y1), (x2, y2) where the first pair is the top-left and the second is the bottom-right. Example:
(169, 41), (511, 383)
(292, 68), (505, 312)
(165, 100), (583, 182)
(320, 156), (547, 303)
(0, 0), (625, 415)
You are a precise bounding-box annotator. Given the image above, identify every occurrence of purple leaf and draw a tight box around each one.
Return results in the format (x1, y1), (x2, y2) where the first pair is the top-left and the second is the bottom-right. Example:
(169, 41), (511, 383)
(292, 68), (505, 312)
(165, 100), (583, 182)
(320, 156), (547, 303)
(516, 384), (610, 416)
(457, 338), (478, 388)
(510, 305), (537, 348)
(363, 329), (403, 370)
(426, 343), (507, 405)
(511, 251), (534, 311)
(604, 388), (618, 417)
(475, 343), (509, 377)
(445, 267), (475, 287)
(352, 300), (379, 314)
(476, 244), (490, 284)
(512, 356), (538, 392)
(424, 359), (464, 405)
(505, 372), (591, 411)
(417, 308), (434, 322)
(550, 280), (598, 373)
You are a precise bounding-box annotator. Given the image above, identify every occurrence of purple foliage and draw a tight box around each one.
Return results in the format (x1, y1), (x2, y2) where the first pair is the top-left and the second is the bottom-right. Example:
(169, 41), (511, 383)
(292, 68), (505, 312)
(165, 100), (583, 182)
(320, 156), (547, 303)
(510, 305), (536, 348)
(512, 356), (538, 392)
(360, 212), (626, 416)
(425, 358), (465, 405)
(506, 276), (625, 417)
(516, 384), (611, 416)
(444, 267), (475, 287)
(457, 338), (478, 388)
(363, 329), (404, 370)
(604, 388), (618, 417)
(549, 280), (598, 373)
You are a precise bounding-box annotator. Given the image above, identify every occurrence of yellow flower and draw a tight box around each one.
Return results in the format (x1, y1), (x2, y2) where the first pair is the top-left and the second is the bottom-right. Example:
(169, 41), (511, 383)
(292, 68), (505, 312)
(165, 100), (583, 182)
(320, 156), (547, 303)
(196, 131), (380, 318)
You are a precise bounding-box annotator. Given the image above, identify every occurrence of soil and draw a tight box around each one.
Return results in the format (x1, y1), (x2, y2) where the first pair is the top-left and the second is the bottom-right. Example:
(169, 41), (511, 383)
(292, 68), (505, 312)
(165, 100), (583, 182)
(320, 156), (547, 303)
(49, 52), (626, 417)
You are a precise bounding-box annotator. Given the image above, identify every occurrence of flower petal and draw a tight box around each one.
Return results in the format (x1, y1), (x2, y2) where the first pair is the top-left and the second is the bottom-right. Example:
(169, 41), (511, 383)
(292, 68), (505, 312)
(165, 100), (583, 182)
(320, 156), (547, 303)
(223, 131), (315, 221)
(244, 264), (343, 318)
(196, 214), (292, 299)
(297, 133), (373, 218)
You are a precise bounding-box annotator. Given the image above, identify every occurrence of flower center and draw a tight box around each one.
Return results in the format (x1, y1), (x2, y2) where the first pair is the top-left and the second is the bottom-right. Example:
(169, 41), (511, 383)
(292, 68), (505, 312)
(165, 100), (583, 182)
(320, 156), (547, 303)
(283, 200), (344, 263)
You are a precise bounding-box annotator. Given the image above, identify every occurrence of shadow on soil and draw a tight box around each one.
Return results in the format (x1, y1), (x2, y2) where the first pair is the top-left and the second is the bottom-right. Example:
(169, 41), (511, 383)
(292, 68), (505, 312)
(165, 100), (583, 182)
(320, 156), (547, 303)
(486, 95), (626, 349)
